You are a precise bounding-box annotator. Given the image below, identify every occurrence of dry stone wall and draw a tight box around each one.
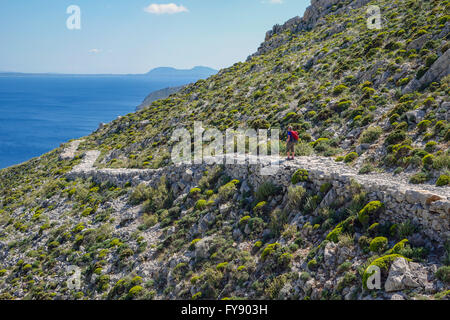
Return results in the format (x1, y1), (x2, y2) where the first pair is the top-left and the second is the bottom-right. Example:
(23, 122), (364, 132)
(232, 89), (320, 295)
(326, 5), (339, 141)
(67, 152), (449, 244)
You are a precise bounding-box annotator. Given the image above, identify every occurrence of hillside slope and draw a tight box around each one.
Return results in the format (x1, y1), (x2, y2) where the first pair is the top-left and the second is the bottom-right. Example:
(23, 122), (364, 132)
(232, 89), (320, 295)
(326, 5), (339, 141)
(136, 86), (185, 111)
(0, 0), (449, 300)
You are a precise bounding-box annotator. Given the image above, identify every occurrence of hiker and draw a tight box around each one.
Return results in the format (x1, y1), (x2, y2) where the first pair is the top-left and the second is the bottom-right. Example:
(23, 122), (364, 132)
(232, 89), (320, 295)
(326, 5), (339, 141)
(286, 126), (299, 161)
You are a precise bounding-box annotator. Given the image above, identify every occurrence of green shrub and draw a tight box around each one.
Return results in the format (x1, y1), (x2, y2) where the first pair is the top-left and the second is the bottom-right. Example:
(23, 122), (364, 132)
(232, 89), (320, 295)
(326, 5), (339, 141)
(397, 77), (411, 86)
(434, 121), (447, 135)
(248, 217), (264, 235)
(192, 292), (202, 300)
(359, 163), (374, 174)
(129, 184), (151, 205)
(370, 237), (388, 253)
(360, 126), (382, 144)
(307, 259), (318, 271)
(218, 180), (238, 200)
(435, 266), (450, 284)
(362, 86), (376, 98)
(291, 169), (309, 184)
(128, 286), (144, 299)
(287, 186), (306, 209)
(278, 252), (292, 267)
(389, 239), (409, 254)
(417, 120), (432, 133)
(320, 182), (332, 194)
(396, 220), (415, 238)
(358, 201), (384, 225)
(433, 154), (450, 170)
(422, 154), (434, 168)
(337, 100), (353, 112)
(344, 152), (358, 163)
(445, 129), (450, 142)
(424, 141), (437, 153)
(385, 130), (406, 145)
(333, 84), (348, 95)
(410, 172), (429, 184)
(425, 54), (438, 68)
(239, 216), (251, 225)
(216, 262), (229, 271)
(326, 226), (343, 243)
(261, 243), (280, 261)
(138, 213), (157, 230)
(256, 181), (279, 201)
(253, 241), (263, 249)
(189, 188), (201, 197)
(189, 239), (201, 250)
(436, 175), (450, 187)
(368, 223), (380, 235)
(195, 199), (207, 210)
(253, 201), (267, 214)
(358, 236), (371, 252)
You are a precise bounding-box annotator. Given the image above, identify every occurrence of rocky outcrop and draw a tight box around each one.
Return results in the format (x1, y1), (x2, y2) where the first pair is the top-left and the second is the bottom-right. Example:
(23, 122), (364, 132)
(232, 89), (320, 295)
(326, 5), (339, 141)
(248, 0), (371, 59)
(403, 49), (450, 94)
(384, 258), (431, 292)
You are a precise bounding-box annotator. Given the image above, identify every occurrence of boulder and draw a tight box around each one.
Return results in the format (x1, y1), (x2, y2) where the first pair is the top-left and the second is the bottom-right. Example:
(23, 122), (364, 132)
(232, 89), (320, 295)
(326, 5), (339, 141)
(405, 109), (425, 124)
(356, 143), (371, 155)
(194, 237), (213, 259)
(324, 241), (337, 266)
(384, 258), (429, 292)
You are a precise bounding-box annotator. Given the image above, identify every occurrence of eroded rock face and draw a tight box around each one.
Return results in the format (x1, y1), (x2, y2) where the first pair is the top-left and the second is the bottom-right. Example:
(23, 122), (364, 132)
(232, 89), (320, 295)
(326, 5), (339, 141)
(403, 49), (450, 94)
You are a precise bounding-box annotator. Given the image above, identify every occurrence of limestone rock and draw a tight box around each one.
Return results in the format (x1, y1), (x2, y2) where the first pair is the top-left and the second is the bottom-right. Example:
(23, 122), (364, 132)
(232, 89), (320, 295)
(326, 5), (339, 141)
(403, 49), (450, 94)
(384, 258), (429, 292)
(194, 237), (213, 259)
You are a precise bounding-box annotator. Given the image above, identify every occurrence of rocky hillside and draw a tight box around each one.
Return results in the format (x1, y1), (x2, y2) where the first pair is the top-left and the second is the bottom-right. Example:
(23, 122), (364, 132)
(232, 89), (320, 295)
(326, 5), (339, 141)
(0, 0), (449, 300)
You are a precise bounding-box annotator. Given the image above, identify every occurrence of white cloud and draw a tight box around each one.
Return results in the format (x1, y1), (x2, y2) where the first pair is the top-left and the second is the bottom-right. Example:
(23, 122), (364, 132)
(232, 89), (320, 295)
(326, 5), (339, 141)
(144, 3), (189, 15)
(265, 0), (284, 3)
(88, 49), (102, 54)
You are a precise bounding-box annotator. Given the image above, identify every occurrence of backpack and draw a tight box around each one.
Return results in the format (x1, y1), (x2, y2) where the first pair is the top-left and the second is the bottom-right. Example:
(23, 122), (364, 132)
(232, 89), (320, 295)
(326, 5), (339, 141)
(290, 131), (299, 141)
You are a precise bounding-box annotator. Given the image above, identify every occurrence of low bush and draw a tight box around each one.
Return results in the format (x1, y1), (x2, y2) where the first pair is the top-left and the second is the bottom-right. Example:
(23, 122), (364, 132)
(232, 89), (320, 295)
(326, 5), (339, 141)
(360, 126), (382, 144)
(291, 169), (309, 184)
(435, 266), (450, 284)
(369, 237), (388, 253)
(436, 175), (450, 187)
(344, 152), (358, 163)
(358, 201), (384, 226)
(410, 172), (429, 184)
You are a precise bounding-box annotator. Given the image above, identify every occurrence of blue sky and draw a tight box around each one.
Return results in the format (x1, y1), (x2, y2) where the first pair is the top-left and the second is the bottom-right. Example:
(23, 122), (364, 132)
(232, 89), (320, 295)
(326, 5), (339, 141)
(0, 0), (309, 74)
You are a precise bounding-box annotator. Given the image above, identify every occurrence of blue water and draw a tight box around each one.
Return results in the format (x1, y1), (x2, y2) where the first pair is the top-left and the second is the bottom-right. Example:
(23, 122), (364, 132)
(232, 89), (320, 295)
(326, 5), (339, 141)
(0, 75), (188, 169)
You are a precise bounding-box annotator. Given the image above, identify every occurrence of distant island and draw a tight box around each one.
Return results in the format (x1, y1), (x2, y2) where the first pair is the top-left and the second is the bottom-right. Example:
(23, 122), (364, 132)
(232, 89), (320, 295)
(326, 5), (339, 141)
(0, 66), (218, 80)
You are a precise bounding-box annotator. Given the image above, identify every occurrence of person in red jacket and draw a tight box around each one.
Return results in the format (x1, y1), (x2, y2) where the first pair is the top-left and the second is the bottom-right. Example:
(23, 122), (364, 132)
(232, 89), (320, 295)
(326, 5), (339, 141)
(286, 126), (299, 161)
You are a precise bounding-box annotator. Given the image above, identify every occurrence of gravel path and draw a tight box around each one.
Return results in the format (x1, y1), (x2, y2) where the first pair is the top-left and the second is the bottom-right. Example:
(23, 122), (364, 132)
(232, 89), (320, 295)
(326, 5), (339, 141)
(69, 151), (449, 200)
(59, 139), (84, 160)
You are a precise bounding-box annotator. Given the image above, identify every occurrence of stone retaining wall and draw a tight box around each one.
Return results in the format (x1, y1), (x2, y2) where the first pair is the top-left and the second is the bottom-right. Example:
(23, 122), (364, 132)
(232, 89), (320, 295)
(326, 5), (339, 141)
(68, 154), (449, 244)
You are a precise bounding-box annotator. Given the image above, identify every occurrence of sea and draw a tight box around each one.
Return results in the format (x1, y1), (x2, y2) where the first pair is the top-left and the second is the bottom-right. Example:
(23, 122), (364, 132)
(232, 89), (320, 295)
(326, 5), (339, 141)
(0, 75), (189, 169)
